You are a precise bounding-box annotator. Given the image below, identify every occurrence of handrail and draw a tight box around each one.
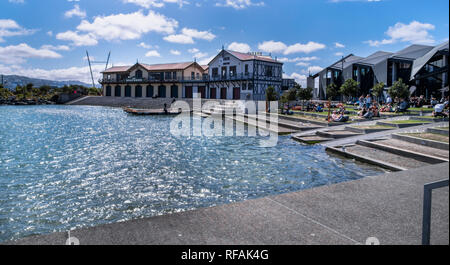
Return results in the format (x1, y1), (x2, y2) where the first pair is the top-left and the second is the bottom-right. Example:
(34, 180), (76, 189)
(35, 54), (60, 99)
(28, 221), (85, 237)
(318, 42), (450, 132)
(422, 179), (449, 245)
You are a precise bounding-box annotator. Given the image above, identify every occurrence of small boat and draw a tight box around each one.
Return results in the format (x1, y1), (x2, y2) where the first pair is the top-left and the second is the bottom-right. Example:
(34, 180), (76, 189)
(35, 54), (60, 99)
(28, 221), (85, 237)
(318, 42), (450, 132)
(123, 107), (183, 116)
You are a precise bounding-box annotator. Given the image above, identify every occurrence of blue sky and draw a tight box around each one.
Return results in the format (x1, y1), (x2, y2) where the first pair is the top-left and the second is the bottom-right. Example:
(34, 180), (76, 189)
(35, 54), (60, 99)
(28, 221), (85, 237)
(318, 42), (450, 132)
(0, 0), (448, 85)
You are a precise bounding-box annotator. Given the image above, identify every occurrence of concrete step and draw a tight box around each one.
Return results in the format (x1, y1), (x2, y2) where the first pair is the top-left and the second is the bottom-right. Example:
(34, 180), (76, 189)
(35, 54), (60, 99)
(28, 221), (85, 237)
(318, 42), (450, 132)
(412, 116), (449, 122)
(327, 144), (432, 171)
(317, 130), (363, 139)
(227, 115), (297, 135)
(292, 135), (333, 144)
(392, 133), (449, 150)
(376, 120), (431, 128)
(369, 138), (449, 160)
(357, 140), (448, 164)
(427, 127), (449, 136)
(345, 125), (395, 134)
(238, 113), (320, 131)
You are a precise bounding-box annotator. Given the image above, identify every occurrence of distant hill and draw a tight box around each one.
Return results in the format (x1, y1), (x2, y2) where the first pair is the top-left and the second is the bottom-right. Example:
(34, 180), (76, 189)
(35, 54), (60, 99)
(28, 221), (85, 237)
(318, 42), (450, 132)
(0, 74), (96, 90)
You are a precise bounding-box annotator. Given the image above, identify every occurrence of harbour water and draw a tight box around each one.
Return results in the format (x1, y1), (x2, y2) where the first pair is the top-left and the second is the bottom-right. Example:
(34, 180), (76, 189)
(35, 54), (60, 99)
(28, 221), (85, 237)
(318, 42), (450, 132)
(0, 105), (384, 242)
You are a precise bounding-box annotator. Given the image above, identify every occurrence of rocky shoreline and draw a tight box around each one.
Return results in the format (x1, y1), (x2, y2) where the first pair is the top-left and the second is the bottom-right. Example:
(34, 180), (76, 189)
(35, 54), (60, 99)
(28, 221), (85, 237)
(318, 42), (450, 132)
(0, 98), (56, 105)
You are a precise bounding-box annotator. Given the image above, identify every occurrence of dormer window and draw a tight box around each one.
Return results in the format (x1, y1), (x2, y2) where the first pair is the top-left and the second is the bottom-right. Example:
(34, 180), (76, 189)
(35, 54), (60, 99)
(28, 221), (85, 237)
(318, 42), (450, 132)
(136, 69), (143, 79)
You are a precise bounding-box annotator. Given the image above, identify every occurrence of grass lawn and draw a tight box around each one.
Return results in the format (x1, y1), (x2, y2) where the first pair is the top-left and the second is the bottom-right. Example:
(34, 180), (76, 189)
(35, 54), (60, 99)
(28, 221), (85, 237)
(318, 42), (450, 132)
(403, 133), (449, 143)
(436, 126), (449, 130)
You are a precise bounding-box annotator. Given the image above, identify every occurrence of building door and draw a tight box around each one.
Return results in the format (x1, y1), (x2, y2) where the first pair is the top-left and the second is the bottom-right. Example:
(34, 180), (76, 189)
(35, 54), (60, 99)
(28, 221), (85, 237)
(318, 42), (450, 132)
(185, 86), (193, 98)
(106, 86), (111, 96)
(198, 86), (206, 99)
(115, 86), (121, 97)
(233, 87), (240, 100)
(171, 85), (178, 98)
(210, 87), (216, 99)
(146, 85), (153, 97)
(135, 85), (142, 97)
(125, 85), (131, 97)
(221, 87), (227, 99)
(158, 85), (166, 98)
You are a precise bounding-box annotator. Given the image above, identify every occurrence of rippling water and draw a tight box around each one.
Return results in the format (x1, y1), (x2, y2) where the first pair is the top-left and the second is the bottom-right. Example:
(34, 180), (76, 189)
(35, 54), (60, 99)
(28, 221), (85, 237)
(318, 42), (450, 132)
(0, 105), (383, 242)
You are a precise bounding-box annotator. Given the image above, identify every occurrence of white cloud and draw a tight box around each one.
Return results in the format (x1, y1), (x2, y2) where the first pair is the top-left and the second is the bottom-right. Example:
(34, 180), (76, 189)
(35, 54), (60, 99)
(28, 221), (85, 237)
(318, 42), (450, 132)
(258, 41), (287, 53)
(123, 0), (187, 8)
(188, 48), (200, 53)
(283, 72), (307, 87)
(215, 0), (265, 9)
(138, 42), (158, 49)
(164, 27), (215, 44)
(258, 40), (325, 55)
(56, 30), (98, 46)
(335, 42), (345, 48)
(198, 55), (215, 65)
(284, 42), (326, 55)
(164, 34), (194, 44)
(145, 50), (161, 57)
(227, 42), (251, 53)
(277, 56), (319, 63)
(41, 44), (71, 51)
(0, 19), (36, 42)
(365, 21), (436, 47)
(193, 52), (208, 59)
(335, 52), (344, 56)
(0, 43), (62, 64)
(170, 49), (181, 55)
(295, 62), (310, 67)
(57, 10), (179, 47)
(304, 66), (323, 74)
(181, 28), (216, 41)
(64, 4), (86, 19)
(0, 63), (105, 84)
(8, 0), (25, 3)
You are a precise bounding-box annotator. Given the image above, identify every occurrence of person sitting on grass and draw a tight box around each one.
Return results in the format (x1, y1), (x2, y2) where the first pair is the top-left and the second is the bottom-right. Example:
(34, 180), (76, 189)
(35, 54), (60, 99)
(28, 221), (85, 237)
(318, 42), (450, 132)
(358, 106), (367, 117)
(395, 99), (409, 113)
(313, 104), (323, 112)
(432, 101), (449, 118)
(380, 103), (393, 113)
(371, 103), (380, 117)
(331, 111), (349, 122)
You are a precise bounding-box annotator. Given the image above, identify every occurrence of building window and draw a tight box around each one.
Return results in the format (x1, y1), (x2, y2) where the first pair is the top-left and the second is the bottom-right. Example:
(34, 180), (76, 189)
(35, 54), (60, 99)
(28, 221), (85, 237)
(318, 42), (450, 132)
(115, 86), (121, 97)
(191, 72), (195, 80)
(242, 83), (247, 90)
(146, 85), (153, 97)
(212, 68), (218, 77)
(230, 66), (236, 77)
(165, 72), (171, 80)
(107, 74), (111, 80)
(265, 66), (273, 77)
(135, 85), (142, 98)
(245, 65), (249, 75)
(221, 67), (227, 78)
(136, 70), (143, 79)
(196, 73), (200, 79)
(172, 71), (177, 80)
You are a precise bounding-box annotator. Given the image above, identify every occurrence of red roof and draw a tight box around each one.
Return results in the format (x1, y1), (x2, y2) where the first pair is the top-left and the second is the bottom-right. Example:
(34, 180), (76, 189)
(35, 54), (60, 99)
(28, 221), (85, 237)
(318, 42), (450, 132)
(102, 62), (197, 73)
(227, 50), (282, 64)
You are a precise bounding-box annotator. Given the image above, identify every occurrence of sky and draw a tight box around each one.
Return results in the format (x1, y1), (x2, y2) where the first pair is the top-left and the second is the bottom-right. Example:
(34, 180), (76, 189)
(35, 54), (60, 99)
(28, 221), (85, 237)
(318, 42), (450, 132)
(0, 0), (449, 86)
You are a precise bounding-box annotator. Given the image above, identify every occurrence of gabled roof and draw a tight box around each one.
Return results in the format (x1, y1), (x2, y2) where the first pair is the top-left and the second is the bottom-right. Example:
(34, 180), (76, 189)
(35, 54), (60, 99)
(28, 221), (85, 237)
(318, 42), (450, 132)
(410, 41), (449, 80)
(390, 44), (434, 61)
(227, 50), (282, 64)
(102, 66), (130, 73)
(102, 62), (198, 73)
(357, 51), (393, 66)
(330, 54), (364, 70)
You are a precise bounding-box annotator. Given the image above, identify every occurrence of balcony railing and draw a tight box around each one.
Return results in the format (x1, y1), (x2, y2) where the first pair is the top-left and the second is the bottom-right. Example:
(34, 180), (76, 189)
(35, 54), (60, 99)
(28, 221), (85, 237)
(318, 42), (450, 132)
(99, 73), (281, 84)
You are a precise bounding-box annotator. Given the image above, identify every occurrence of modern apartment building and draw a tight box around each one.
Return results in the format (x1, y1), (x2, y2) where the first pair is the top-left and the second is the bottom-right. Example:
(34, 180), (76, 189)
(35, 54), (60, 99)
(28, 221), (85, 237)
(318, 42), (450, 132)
(308, 41), (449, 100)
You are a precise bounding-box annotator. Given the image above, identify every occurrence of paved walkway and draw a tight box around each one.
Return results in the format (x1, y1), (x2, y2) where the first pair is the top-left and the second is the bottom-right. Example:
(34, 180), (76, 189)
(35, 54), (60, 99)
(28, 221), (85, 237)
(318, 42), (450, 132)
(8, 163), (449, 245)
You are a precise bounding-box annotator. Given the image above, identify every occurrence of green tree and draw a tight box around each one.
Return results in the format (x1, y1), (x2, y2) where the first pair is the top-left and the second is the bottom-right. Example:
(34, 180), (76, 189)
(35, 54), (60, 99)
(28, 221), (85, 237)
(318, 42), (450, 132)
(297, 87), (313, 102)
(326, 83), (339, 100)
(388, 78), (410, 100)
(339, 79), (359, 99)
(372, 82), (385, 103)
(265, 86), (278, 101)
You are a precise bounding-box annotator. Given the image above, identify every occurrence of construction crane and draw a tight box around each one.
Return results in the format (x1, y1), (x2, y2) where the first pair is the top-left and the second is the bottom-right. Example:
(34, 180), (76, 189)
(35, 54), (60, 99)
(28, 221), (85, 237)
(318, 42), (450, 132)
(86, 51), (111, 88)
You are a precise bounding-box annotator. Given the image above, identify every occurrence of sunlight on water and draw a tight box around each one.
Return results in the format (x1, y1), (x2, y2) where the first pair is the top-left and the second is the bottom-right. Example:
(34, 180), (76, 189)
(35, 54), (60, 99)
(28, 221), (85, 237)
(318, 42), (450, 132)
(0, 105), (384, 242)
